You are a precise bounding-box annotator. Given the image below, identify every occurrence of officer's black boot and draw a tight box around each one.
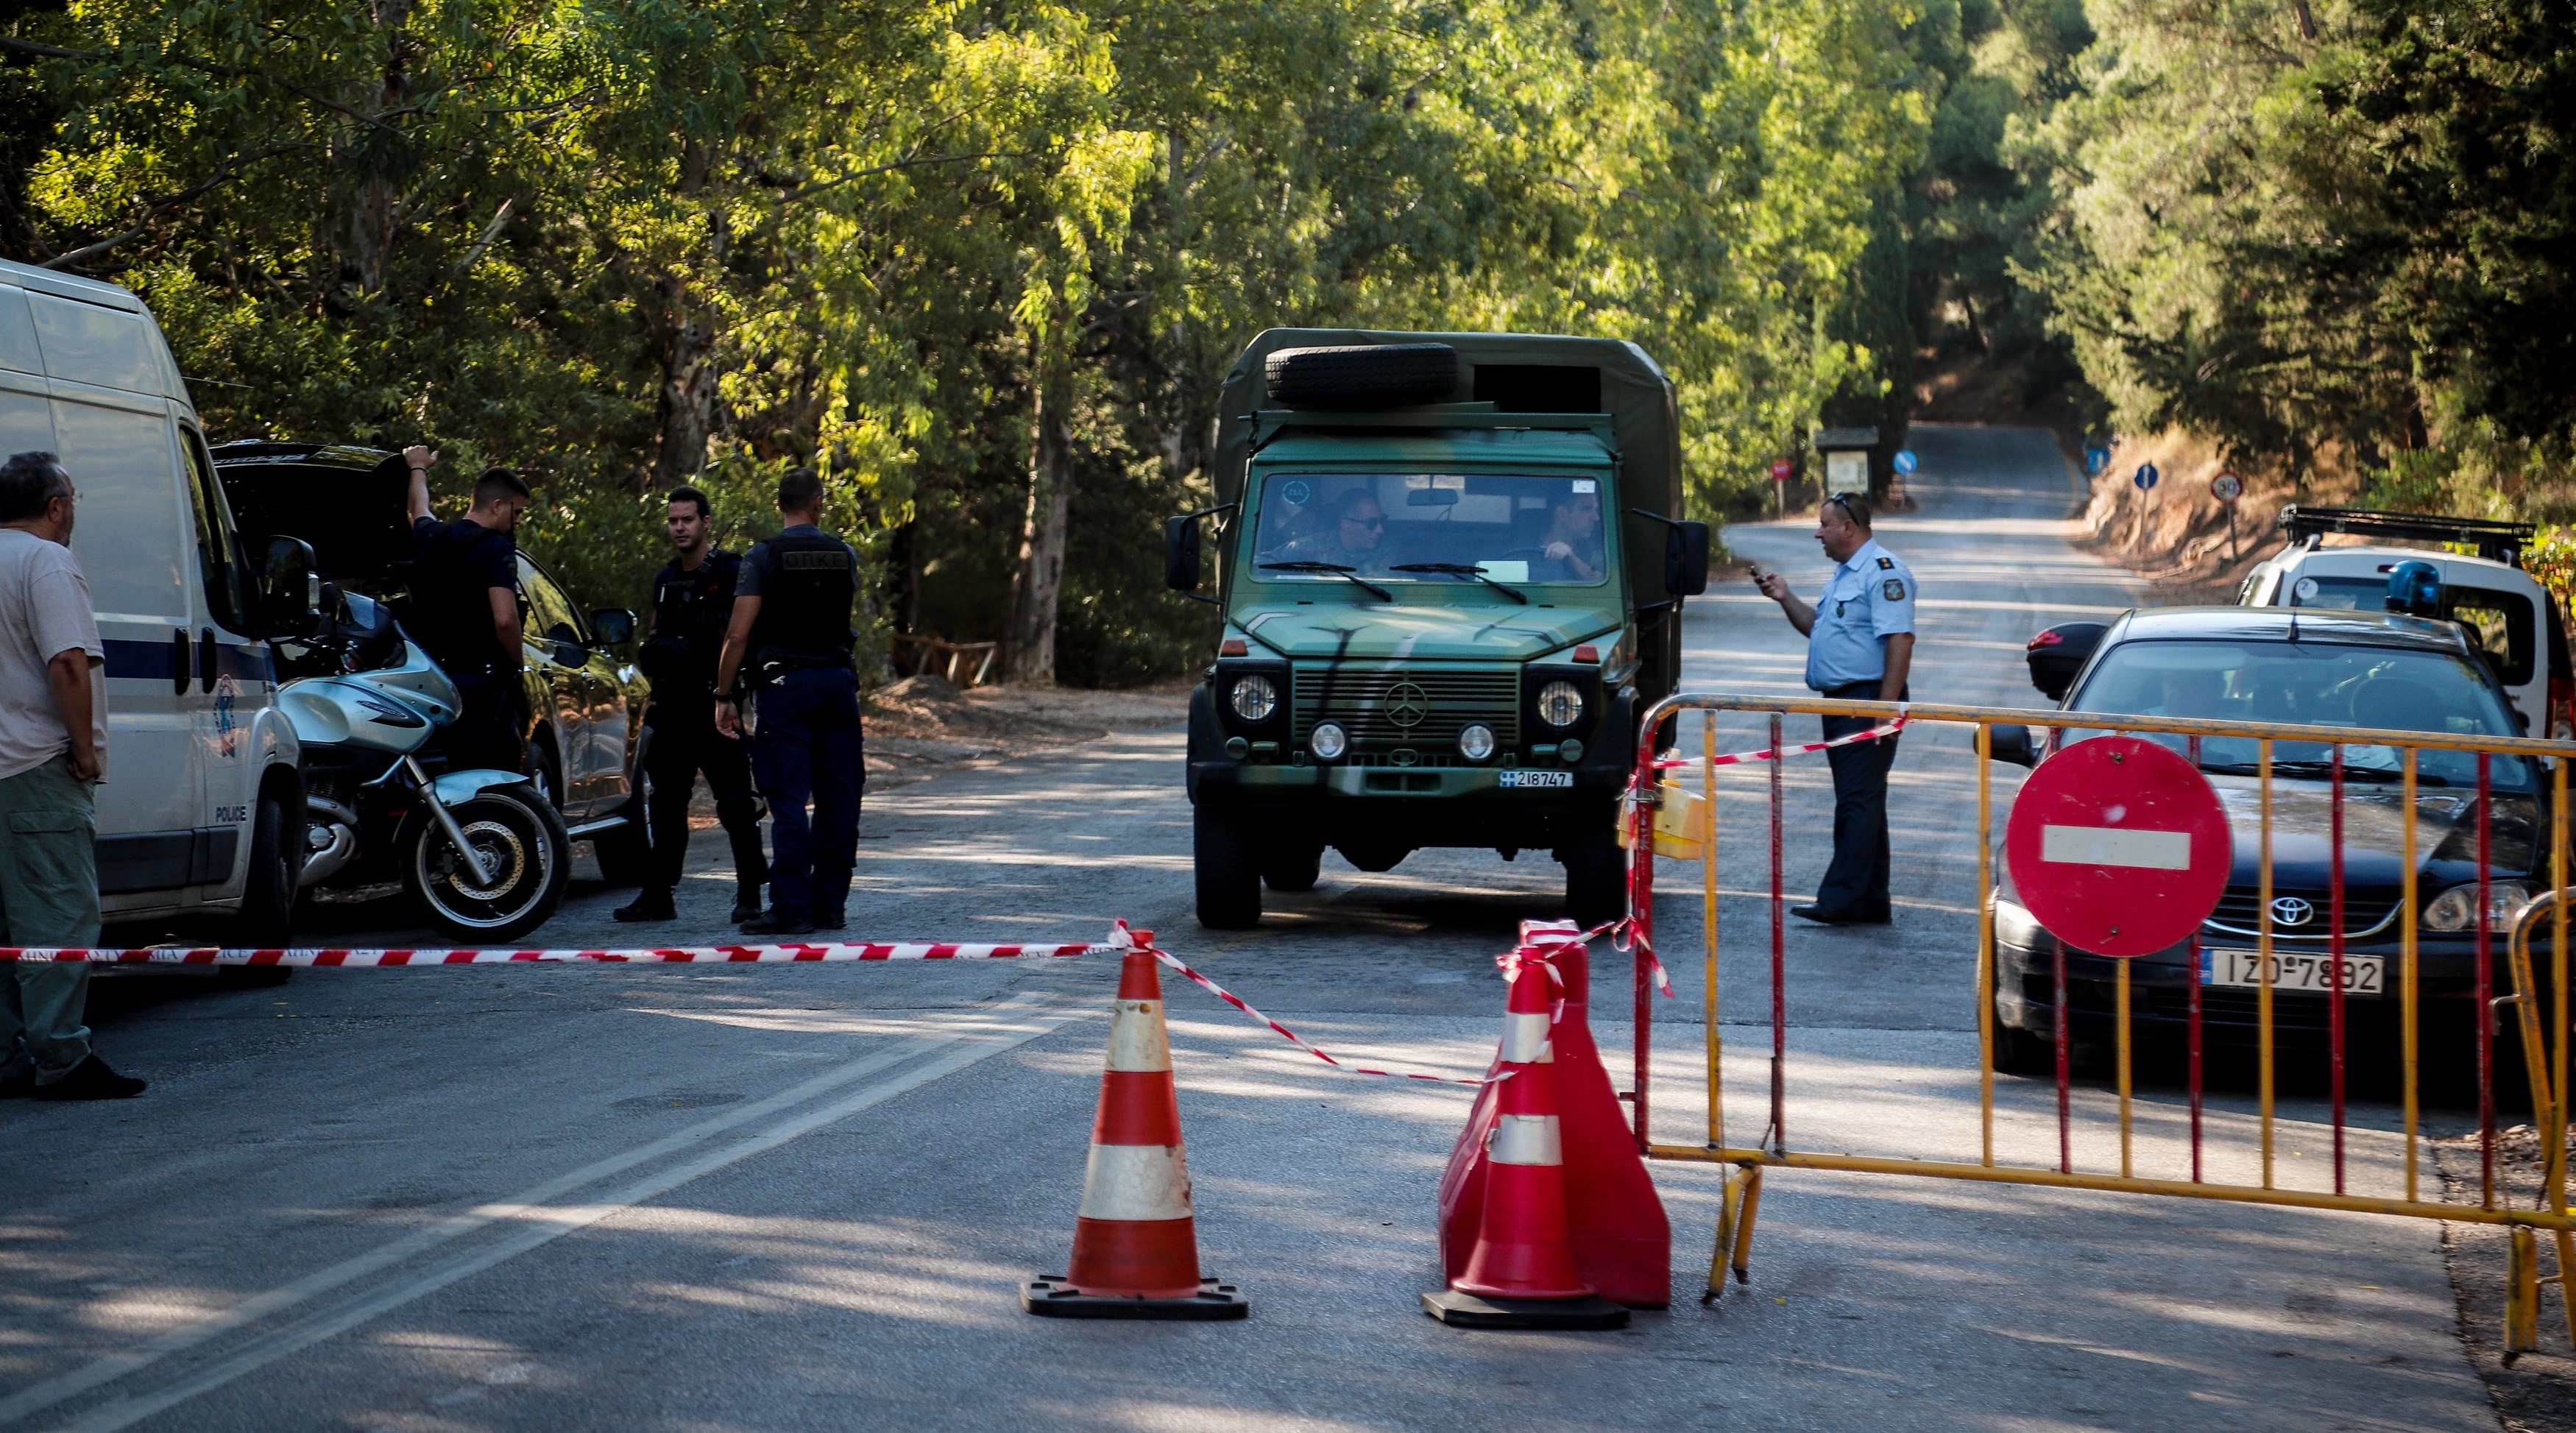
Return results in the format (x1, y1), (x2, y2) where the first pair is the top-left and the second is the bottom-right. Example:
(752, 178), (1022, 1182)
(613, 885), (677, 923)
(729, 882), (763, 924)
(721, 805), (768, 924)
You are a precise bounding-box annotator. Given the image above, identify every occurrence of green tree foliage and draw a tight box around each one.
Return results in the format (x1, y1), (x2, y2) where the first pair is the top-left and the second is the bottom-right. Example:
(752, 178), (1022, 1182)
(4, 0), (1937, 683)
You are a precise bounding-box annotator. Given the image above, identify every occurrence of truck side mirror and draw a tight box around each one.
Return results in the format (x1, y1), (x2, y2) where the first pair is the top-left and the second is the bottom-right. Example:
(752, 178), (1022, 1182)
(1986, 723), (2037, 767)
(1165, 514), (1202, 595)
(259, 535), (322, 639)
(589, 608), (636, 645)
(2025, 621), (2108, 702)
(1664, 520), (1710, 596)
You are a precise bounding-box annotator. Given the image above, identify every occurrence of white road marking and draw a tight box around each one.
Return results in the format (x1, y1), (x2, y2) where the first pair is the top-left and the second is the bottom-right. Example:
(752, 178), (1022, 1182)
(2041, 823), (2191, 871)
(4, 991), (1083, 1433)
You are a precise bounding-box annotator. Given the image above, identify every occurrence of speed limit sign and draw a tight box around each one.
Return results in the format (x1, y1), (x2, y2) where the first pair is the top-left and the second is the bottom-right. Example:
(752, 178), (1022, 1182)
(2210, 471), (2243, 503)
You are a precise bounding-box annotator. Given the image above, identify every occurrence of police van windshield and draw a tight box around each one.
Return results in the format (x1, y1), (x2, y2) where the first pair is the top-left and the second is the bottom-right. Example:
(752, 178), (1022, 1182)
(2284, 574), (2534, 685)
(1251, 473), (1608, 585)
(2067, 638), (2533, 789)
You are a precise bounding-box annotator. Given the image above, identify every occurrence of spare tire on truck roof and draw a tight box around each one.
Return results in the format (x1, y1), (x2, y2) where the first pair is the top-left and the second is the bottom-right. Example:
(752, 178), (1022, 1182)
(1264, 343), (1458, 409)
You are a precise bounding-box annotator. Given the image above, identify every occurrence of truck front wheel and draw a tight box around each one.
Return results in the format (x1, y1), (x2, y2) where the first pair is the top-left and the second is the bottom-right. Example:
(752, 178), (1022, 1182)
(1261, 841), (1323, 893)
(1195, 807), (1264, 929)
(1559, 813), (1625, 928)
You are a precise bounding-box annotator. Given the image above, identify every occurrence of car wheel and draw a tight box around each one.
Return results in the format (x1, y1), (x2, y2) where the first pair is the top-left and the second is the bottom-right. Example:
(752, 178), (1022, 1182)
(1195, 807), (1262, 929)
(524, 740), (565, 810)
(1559, 810), (1625, 928)
(592, 760), (654, 888)
(1261, 841), (1323, 893)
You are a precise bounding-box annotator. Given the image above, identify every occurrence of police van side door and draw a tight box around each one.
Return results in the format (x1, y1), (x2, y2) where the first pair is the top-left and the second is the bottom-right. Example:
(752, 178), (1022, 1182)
(177, 419), (264, 875)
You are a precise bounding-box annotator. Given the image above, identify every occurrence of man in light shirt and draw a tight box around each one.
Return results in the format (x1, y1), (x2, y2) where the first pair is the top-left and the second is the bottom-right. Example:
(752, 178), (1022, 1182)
(0, 451), (144, 1100)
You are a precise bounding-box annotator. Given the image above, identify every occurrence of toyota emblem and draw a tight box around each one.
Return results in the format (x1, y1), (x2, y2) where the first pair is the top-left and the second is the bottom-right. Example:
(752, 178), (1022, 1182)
(1381, 682), (1430, 728)
(2270, 896), (2315, 927)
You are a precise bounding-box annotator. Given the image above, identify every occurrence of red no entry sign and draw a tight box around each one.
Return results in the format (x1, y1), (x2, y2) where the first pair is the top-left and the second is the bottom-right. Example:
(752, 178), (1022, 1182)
(1769, 459), (1793, 482)
(2004, 736), (2232, 956)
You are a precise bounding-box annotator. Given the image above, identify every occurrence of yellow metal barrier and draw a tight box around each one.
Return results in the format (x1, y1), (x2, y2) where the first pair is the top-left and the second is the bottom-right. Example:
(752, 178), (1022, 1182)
(1627, 693), (2576, 1345)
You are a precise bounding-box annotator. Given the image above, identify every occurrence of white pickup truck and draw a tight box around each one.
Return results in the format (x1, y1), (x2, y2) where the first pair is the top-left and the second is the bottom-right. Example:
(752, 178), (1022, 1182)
(2239, 506), (2573, 740)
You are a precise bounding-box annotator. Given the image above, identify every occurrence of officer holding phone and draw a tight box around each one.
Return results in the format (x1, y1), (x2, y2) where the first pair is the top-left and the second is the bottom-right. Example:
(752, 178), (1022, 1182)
(1753, 492), (1915, 926)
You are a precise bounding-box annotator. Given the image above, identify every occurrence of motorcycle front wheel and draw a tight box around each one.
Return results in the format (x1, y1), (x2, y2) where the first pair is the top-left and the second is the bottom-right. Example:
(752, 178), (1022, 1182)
(399, 785), (573, 944)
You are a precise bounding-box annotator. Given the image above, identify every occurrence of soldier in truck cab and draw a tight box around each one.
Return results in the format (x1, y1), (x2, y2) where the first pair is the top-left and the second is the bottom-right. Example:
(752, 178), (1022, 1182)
(1537, 486), (1604, 583)
(1273, 487), (1389, 572)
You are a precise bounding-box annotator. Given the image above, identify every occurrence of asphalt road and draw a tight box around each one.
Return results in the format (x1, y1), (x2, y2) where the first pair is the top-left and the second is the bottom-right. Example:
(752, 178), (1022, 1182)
(1, 425), (2503, 1432)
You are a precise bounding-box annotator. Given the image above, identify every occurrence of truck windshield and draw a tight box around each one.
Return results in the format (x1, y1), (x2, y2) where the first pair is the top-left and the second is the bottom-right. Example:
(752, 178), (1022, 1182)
(2284, 573), (2534, 685)
(2067, 638), (2533, 790)
(1252, 473), (1608, 585)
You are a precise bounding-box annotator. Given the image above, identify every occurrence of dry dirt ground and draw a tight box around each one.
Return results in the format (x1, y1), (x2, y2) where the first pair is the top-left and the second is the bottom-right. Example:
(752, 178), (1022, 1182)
(2438, 1126), (2576, 1431)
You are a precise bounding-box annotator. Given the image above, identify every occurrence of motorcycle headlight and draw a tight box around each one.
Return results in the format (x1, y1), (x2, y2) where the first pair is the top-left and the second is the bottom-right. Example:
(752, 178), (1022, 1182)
(1310, 722), (1348, 762)
(1228, 673), (1278, 723)
(2424, 882), (2531, 933)
(1458, 723), (1496, 763)
(1538, 679), (1585, 729)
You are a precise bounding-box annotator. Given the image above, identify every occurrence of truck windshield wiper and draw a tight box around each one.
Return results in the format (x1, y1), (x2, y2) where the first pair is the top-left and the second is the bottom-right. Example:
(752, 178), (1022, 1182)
(1259, 561), (1393, 601)
(1389, 562), (1529, 604)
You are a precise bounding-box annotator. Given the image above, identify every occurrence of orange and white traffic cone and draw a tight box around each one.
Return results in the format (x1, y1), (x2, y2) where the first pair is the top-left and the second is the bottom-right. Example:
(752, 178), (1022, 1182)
(1423, 940), (1630, 1329)
(1024, 936), (1246, 1320)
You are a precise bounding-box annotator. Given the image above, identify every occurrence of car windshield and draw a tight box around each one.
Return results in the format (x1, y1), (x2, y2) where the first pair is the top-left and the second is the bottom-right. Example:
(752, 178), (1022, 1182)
(1250, 473), (1609, 585)
(2065, 638), (2534, 790)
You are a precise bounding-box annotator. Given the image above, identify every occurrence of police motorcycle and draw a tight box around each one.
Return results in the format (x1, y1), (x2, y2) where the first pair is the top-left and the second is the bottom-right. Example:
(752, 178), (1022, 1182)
(264, 543), (572, 942)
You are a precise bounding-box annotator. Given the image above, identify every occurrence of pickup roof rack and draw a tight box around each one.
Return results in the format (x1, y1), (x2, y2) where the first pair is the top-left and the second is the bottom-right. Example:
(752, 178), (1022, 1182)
(2277, 505), (2533, 565)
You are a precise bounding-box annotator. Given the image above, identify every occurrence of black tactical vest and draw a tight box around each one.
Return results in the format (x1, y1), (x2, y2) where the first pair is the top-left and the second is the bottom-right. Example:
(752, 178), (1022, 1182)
(638, 550), (740, 693)
(747, 526), (856, 667)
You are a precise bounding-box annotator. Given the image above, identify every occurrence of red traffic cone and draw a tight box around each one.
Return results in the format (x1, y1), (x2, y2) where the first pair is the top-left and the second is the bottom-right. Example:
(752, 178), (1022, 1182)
(1440, 919), (1670, 1306)
(1025, 937), (1246, 1320)
(1423, 940), (1629, 1329)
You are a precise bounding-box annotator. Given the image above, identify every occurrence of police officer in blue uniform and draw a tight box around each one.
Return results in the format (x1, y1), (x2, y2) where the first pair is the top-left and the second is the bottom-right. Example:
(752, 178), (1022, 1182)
(1755, 492), (1916, 925)
(614, 486), (768, 924)
(713, 468), (863, 937)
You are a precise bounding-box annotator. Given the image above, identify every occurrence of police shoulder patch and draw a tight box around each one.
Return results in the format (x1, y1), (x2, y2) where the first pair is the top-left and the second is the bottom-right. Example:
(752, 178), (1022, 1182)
(1882, 578), (1907, 601)
(1875, 556), (1894, 569)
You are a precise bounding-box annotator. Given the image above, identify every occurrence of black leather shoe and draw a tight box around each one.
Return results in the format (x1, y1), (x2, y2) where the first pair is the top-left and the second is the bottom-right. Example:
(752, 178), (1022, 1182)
(812, 912), (846, 931)
(34, 1055), (146, 1100)
(1858, 904), (1894, 925)
(1791, 903), (1869, 927)
(613, 888), (676, 923)
(730, 891), (764, 924)
(739, 911), (814, 937)
(0, 1068), (33, 1100)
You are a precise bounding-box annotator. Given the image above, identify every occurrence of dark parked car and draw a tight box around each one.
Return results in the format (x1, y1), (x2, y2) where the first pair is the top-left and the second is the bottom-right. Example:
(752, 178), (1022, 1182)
(1992, 606), (2545, 1068)
(210, 442), (655, 887)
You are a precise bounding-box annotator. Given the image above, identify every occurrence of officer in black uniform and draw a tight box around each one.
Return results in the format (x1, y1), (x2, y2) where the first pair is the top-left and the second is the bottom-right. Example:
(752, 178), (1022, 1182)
(613, 486), (768, 924)
(401, 447), (531, 775)
(714, 467), (863, 937)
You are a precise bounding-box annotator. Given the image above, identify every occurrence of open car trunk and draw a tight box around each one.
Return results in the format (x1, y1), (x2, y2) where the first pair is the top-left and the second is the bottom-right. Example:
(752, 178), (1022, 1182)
(209, 440), (414, 592)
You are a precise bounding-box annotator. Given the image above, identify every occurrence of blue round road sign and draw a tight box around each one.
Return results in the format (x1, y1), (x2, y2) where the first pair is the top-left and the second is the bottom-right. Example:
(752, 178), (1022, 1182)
(2133, 461), (2160, 492)
(2085, 445), (2110, 473)
(1893, 449), (1918, 475)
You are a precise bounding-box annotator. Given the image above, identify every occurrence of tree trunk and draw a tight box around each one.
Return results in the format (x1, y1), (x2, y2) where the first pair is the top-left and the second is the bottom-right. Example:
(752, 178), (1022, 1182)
(651, 143), (726, 489)
(1004, 370), (1075, 684)
(342, 0), (412, 297)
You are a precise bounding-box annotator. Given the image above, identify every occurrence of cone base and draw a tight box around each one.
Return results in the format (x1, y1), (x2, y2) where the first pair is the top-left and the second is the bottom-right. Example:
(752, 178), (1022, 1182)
(1022, 1275), (1248, 1320)
(1420, 1288), (1630, 1330)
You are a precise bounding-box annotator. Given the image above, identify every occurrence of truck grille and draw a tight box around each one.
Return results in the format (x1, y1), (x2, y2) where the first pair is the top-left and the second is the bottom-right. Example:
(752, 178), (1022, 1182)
(1292, 668), (1519, 748)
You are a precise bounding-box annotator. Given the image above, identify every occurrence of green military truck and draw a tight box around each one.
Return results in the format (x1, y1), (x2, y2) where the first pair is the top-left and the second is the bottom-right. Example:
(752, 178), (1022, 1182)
(1167, 330), (1706, 928)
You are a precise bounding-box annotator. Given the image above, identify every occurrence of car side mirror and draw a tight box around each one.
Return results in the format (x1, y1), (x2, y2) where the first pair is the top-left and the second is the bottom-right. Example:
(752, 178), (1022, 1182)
(2025, 621), (2109, 702)
(590, 608), (635, 645)
(1987, 723), (2037, 768)
(1665, 520), (1710, 596)
(259, 536), (322, 639)
(1165, 514), (1202, 595)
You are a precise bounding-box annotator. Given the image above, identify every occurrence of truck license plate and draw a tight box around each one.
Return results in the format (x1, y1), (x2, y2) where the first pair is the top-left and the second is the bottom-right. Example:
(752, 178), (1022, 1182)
(2199, 948), (2383, 997)
(1498, 771), (1572, 789)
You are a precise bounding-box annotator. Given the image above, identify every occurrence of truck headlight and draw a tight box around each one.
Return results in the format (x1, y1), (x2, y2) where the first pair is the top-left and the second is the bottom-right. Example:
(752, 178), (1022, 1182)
(1310, 722), (1348, 761)
(1537, 680), (1585, 729)
(1457, 723), (1496, 763)
(2424, 882), (2532, 933)
(1229, 673), (1278, 723)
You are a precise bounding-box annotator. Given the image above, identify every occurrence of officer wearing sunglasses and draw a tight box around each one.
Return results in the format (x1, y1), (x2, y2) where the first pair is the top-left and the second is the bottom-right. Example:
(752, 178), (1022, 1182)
(1278, 487), (1392, 571)
(1753, 491), (1916, 926)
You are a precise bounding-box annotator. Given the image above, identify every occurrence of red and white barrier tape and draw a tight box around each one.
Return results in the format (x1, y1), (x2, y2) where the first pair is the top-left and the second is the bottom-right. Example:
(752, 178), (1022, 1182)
(1141, 944), (1497, 1086)
(0, 941), (1114, 966)
(1647, 715), (1907, 772)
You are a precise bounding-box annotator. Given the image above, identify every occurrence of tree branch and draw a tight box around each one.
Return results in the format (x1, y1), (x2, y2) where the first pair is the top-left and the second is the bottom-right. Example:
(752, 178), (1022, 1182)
(40, 144), (312, 270)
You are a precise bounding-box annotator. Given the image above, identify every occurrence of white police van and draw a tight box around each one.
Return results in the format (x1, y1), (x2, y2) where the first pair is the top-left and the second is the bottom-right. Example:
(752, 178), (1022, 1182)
(0, 258), (303, 947)
(2241, 506), (2574, 740)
